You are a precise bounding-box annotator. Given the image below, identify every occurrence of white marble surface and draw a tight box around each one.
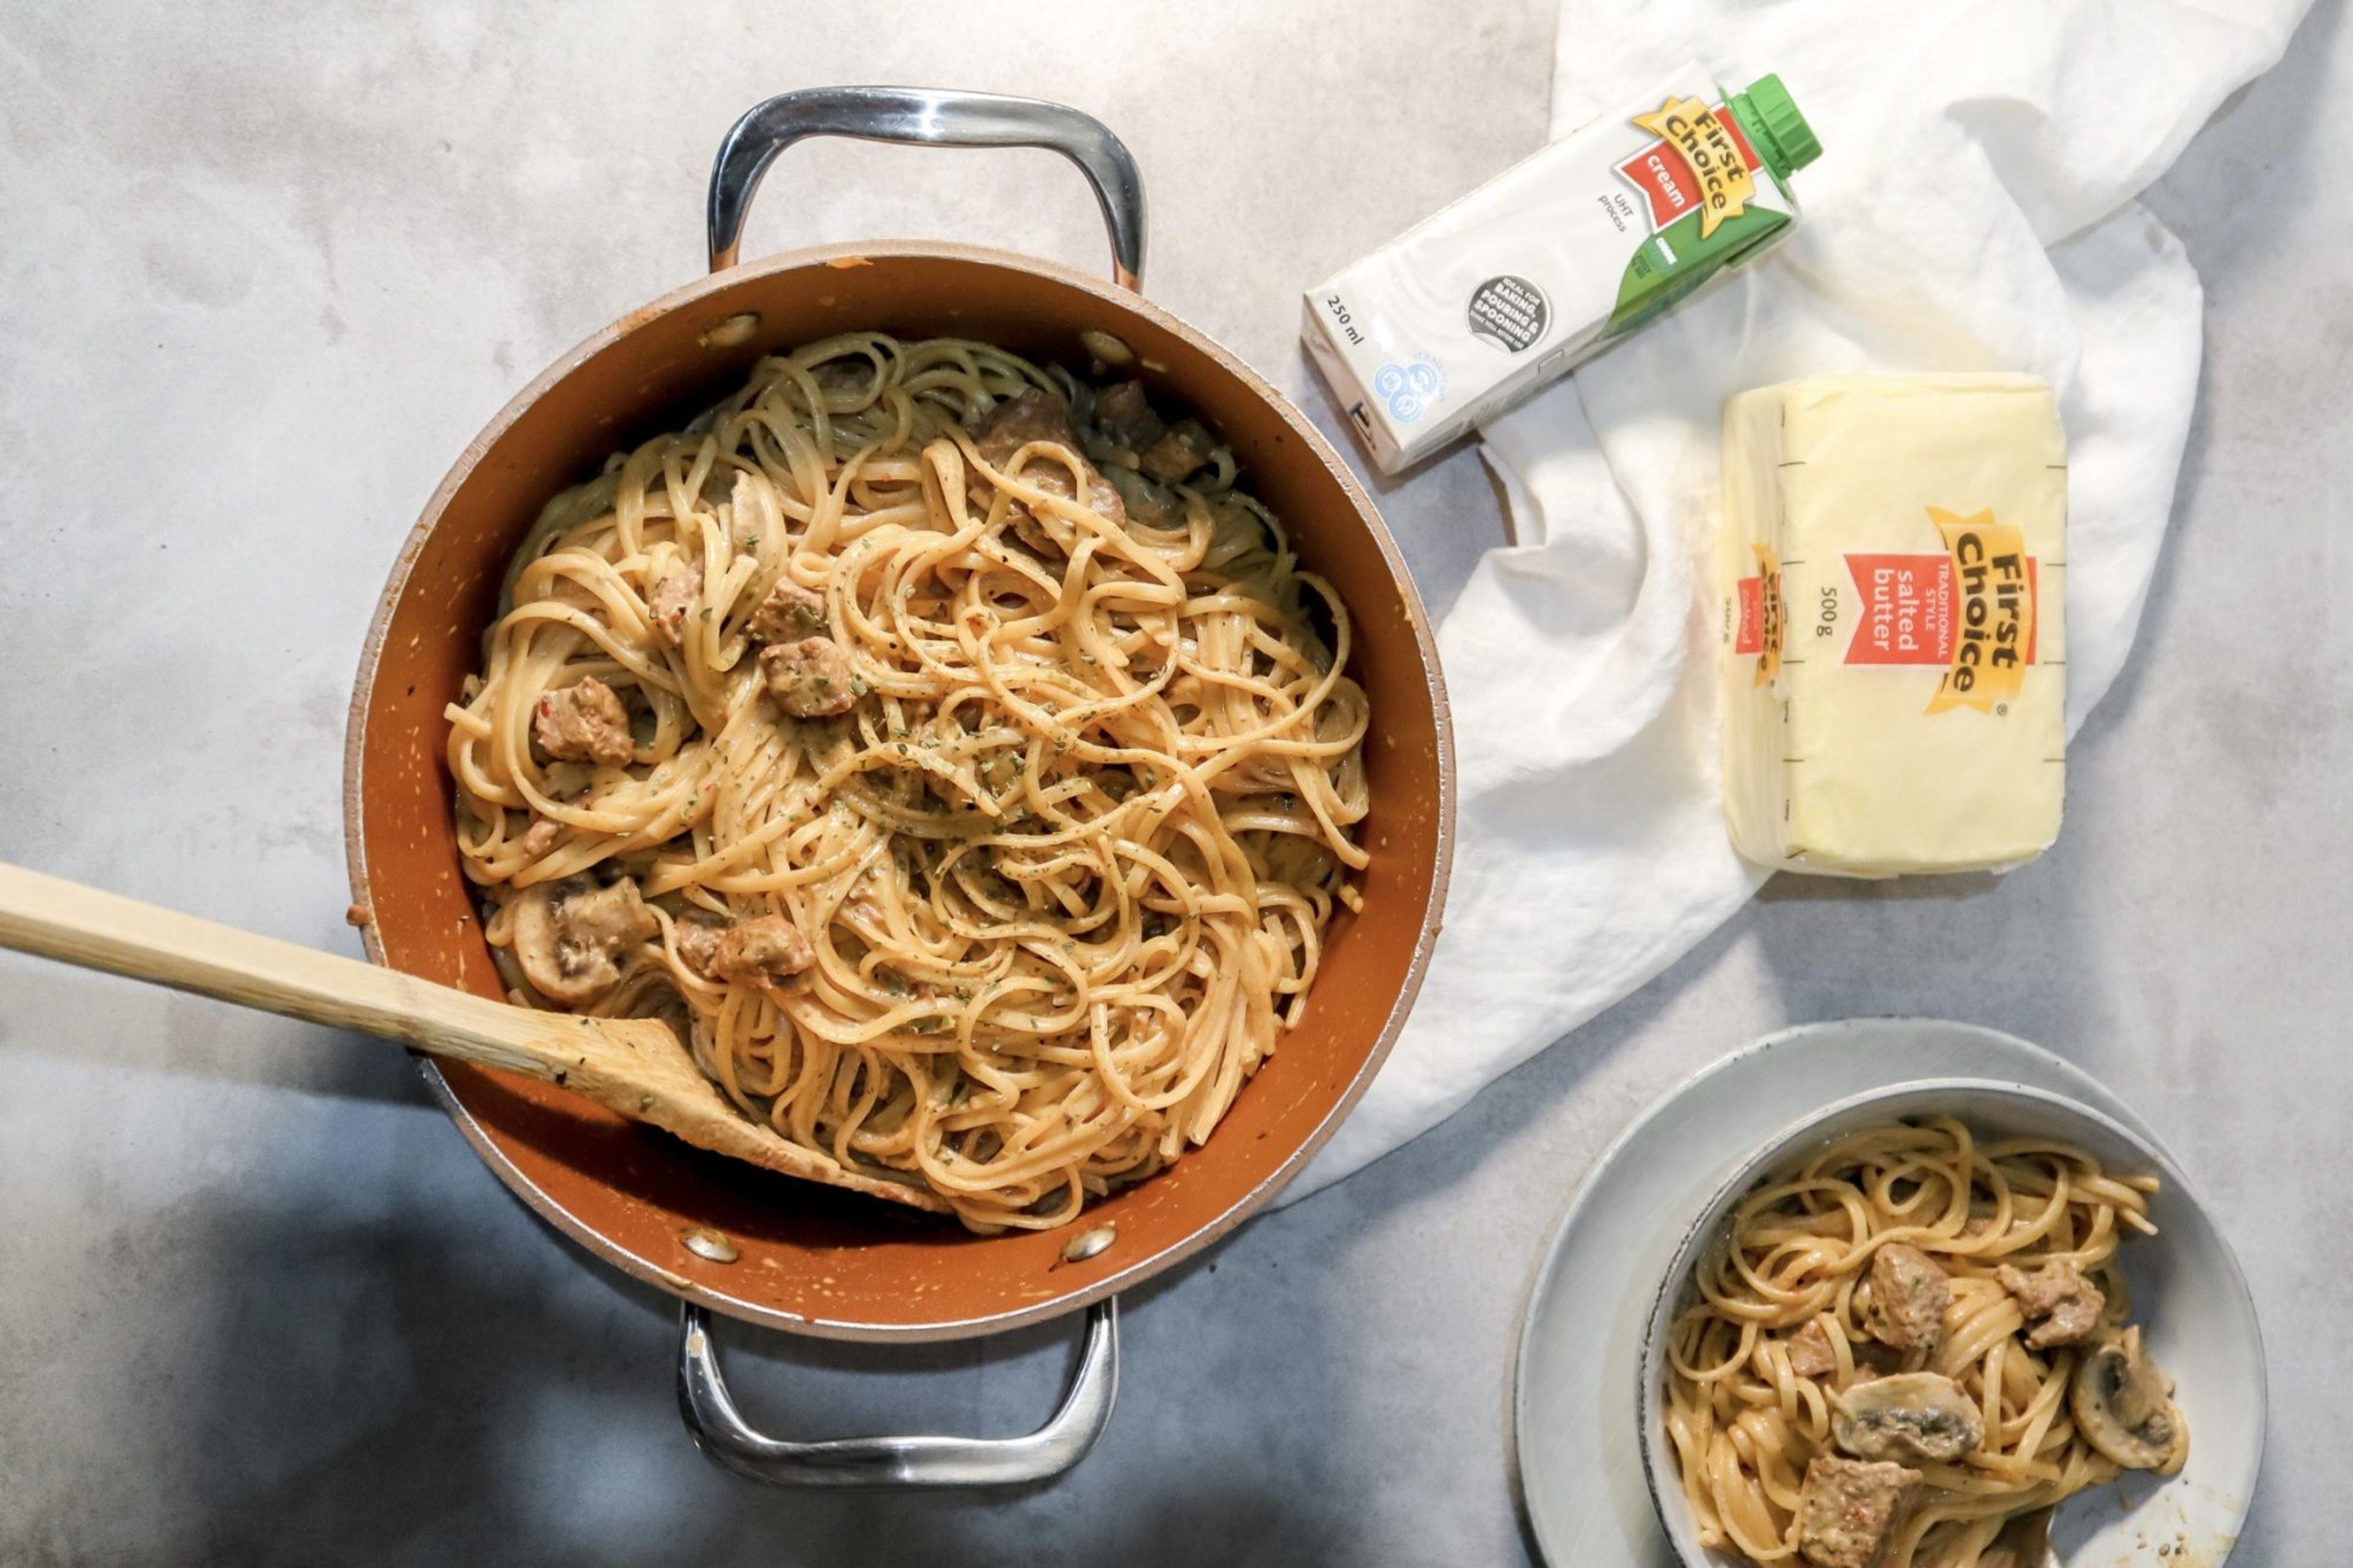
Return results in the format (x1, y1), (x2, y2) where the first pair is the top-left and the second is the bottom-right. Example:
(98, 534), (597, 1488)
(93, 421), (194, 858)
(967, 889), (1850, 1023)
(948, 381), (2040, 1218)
(0, 2), (2343, 1562)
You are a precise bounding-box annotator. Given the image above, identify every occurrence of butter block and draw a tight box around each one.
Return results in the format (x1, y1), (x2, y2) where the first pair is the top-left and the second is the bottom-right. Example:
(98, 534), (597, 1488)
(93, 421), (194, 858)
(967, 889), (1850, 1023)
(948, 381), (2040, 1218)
(1720, 375), (2066, 877)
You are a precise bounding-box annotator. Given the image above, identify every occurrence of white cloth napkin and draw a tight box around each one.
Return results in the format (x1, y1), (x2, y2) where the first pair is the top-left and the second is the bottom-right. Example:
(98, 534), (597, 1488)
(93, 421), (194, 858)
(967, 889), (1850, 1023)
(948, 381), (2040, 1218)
(1285, 0), (2312, 1202)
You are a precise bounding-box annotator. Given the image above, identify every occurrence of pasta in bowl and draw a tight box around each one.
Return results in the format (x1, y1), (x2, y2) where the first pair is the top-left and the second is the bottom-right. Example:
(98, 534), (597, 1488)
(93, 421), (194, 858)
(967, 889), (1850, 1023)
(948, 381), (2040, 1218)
(1637, 1079), (2259, 1568)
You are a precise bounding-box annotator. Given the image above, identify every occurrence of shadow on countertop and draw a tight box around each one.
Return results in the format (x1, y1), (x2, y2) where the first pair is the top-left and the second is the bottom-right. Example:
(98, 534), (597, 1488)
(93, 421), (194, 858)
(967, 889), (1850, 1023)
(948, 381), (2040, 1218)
(17, 1123), (1366, 1567)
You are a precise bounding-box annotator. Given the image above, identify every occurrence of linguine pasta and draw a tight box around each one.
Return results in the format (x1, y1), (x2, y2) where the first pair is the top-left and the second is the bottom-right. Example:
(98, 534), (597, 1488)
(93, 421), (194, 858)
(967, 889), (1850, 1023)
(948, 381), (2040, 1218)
(1662, 1117), (2184, 1568)
(445, 333), (1370, 1231)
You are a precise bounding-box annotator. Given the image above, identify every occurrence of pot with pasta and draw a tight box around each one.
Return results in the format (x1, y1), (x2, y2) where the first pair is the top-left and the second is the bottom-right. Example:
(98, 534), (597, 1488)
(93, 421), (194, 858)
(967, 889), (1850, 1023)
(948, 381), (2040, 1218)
(345, 87), (1452, 1483)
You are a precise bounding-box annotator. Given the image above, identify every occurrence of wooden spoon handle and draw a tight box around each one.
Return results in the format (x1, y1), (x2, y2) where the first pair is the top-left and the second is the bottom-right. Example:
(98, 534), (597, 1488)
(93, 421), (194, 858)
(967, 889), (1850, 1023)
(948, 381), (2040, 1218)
(0, 859), (951, 1211)
(0, 860), (579, 1080)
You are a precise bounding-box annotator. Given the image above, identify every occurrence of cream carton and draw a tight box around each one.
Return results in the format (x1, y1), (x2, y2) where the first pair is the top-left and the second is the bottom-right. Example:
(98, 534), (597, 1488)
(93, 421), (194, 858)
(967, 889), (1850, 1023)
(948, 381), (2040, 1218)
(1303, 66), (1819, 473)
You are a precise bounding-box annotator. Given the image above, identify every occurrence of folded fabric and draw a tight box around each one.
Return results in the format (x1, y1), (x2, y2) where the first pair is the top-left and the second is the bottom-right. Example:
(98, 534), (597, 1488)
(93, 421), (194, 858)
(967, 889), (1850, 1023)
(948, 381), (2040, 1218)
(1284, 0), (2313, 1202)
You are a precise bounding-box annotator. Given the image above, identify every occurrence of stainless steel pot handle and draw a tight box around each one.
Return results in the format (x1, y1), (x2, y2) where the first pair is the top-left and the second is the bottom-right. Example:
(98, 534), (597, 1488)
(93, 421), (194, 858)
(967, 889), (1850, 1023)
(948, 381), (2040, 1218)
(676, 1298), (1120, 1487)
(707, 86), (1147, 288)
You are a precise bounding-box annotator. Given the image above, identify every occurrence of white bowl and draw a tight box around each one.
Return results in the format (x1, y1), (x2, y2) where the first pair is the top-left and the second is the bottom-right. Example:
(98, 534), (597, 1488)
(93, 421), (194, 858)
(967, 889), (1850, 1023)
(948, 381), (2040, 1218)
(1634, 1077), (2265, 1568)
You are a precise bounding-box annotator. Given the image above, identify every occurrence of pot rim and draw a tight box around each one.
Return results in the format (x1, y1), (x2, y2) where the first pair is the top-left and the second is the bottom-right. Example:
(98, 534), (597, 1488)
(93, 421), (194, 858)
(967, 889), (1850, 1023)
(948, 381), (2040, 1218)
(342, 237), (1456, 1340)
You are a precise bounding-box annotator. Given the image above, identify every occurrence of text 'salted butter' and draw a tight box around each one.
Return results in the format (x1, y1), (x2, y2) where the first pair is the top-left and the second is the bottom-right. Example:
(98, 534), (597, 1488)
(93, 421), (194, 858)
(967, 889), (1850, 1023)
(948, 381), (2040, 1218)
(1721, 375), (2068, 877)
(1302, 64), (1819, 474)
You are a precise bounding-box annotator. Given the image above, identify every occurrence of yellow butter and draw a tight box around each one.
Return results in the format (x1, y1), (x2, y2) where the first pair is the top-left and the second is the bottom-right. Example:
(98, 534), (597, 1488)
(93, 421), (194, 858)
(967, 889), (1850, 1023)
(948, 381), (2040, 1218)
(1720, 375), (2066, 877)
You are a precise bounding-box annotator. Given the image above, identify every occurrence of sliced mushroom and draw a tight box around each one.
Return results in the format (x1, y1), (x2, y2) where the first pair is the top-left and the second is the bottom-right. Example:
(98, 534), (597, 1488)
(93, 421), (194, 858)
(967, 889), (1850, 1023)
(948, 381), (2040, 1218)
(1077, 328), (1134, 368)
(2070, 1327), (2185, 1472)
(1832, 1371), (1984, 1464)
(510, 876), (657, 1006)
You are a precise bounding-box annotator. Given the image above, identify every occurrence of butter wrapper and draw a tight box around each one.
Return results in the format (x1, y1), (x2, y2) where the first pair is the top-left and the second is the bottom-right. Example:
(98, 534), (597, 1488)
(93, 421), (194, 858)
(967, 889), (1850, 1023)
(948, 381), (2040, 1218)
(1721, 374), (2067, 877)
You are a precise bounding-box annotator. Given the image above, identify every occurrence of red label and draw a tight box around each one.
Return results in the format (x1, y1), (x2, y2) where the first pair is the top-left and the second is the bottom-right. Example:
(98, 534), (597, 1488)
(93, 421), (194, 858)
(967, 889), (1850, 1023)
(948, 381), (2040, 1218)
(1617, 143), (1701, 232)
(1735, 575), (1764, 654)
(1614, 103), (1760, 232)
(1846, 555), (2039, 665)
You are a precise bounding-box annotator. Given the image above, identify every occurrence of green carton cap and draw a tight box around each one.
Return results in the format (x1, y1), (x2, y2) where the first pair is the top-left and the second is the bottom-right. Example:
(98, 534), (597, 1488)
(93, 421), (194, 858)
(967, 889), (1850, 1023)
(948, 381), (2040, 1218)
(1740, 74), (1821, 178)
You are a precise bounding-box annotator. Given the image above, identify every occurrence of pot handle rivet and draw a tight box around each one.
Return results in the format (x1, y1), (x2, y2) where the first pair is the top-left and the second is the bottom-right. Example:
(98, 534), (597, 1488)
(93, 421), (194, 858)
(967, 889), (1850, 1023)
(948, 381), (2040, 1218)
(705, 86), (1146, 290)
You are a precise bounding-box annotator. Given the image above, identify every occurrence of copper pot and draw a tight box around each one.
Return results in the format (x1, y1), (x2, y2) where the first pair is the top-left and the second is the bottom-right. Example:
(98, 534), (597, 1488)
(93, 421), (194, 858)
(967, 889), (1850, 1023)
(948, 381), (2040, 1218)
(343, 87), (1452, 1483)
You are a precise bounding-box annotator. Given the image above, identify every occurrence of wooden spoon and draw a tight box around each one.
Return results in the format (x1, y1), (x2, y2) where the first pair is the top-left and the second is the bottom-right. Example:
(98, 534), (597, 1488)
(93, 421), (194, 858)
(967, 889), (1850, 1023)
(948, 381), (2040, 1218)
(0, 861), (945, 1213)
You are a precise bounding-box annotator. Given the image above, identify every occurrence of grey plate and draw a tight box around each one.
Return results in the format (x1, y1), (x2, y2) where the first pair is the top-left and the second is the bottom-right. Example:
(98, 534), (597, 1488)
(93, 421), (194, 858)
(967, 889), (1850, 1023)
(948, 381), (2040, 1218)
(1510, 1018), (2263, 1567)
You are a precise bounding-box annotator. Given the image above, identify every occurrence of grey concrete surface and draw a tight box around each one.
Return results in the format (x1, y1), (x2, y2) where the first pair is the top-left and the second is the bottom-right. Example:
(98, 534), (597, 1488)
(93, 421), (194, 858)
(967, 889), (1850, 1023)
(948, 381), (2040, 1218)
(0, 2), (2343, 1562)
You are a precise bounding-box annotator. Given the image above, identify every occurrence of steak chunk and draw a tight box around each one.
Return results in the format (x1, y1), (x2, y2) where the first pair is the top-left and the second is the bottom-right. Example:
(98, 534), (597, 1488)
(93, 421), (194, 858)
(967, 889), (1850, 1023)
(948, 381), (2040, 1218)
(759, 637), (858, 718)
(648, 556), (702, 645)
(711, 914), (814, 992)
(1864, 1243), (1951, 1355)
(1996, 1259), (2106, 1349)
(533, 676), (634, 767)
(1093, 379), (1165, 453)
(1796, 1456), (1920, 1568)
(748, 578), (828, 643)
(1787, 1318), (1839, 1379)
(972, 388), (1125, 524)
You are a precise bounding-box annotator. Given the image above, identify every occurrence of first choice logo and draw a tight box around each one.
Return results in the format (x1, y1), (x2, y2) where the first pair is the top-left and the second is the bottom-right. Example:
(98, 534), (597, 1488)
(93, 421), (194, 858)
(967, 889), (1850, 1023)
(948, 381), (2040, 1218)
(1467, 276), (1549, 353)
(1927, 509), (2033, 714)
(1841, 509), (2040, 713)
(1733, 544), (1784, 685)
(1626, 97), (1759, 240)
